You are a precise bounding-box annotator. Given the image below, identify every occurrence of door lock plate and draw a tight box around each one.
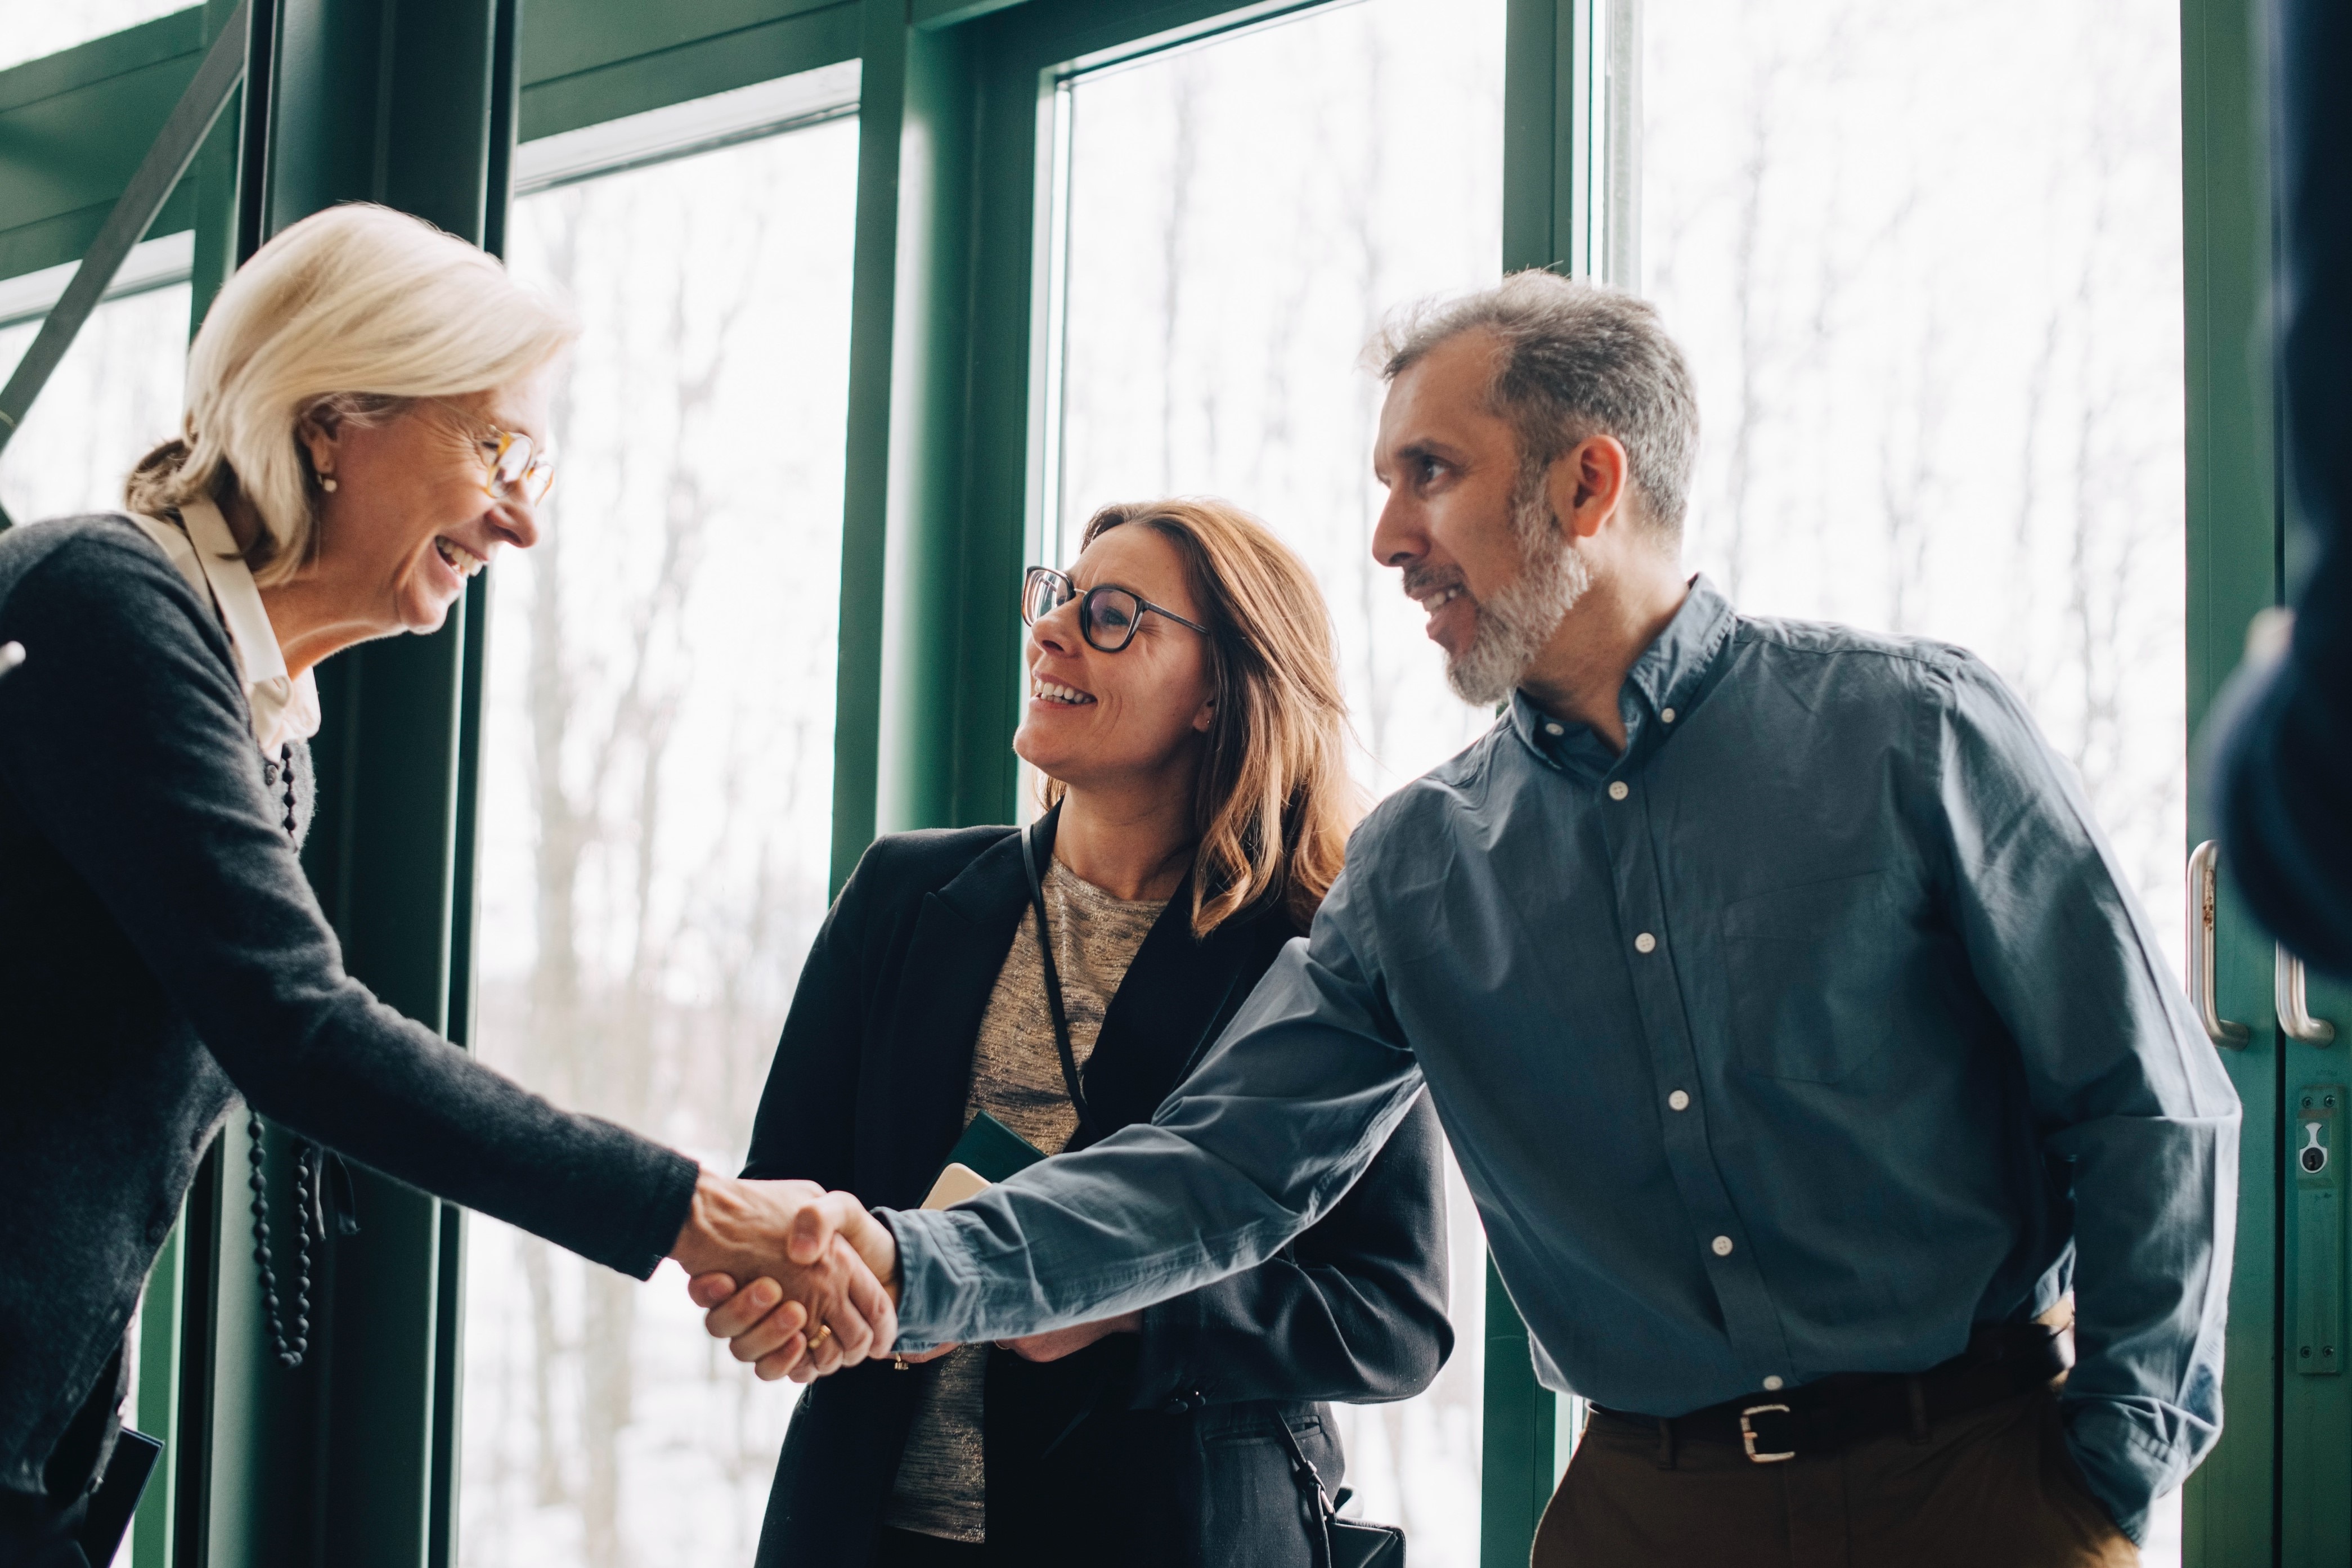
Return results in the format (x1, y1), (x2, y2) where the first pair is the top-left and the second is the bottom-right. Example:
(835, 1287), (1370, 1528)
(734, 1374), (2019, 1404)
(2296, 1086), (2344, 1377)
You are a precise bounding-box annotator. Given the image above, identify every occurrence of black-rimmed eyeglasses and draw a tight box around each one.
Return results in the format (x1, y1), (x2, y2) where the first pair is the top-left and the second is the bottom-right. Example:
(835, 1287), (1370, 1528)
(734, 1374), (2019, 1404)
(1021, 565), (1210, 653)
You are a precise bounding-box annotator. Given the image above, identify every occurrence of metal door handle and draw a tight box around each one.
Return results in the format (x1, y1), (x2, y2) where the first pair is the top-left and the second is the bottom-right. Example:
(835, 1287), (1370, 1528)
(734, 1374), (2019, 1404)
(2280, 945), (2337, 1044)
(2187, 841), (2250, 1048)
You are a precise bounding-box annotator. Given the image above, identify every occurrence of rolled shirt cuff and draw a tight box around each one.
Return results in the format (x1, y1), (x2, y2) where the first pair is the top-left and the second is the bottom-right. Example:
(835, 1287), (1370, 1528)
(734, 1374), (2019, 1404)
(878, 1206), (976, 1352)
(2060, 1394), (2213, 1547)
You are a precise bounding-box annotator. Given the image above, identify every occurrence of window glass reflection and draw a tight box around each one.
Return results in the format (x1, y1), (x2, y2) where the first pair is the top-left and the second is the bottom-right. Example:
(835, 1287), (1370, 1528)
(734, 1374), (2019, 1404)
(1054, 2), (1507, 1557)
(458, 114), (858, 1568)
(1642, 0), (2187, 968)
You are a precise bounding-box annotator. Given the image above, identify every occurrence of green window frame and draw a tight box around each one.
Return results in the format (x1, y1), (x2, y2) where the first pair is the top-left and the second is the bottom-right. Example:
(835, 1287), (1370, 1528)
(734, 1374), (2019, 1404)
(0, 0), (2301, 1560)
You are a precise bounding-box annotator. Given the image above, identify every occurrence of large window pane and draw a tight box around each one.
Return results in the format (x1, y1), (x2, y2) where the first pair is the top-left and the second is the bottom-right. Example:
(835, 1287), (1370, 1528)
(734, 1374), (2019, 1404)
(458, 114), (858, 1568)
(1640, 1), (2185, 1558)
(1052, 3), (1506, 1558)
(0, 281), (189, 524)
(1642, 0), (2185, 959)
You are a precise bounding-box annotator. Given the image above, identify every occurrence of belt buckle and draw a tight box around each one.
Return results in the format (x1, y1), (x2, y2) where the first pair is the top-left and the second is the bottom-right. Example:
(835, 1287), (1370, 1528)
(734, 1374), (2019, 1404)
(1739, 1403), (1796, 1464)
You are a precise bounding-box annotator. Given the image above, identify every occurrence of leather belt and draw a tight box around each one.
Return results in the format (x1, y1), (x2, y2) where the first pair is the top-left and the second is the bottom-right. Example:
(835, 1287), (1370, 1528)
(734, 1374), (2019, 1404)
(1593, 1322), (2073, 1466)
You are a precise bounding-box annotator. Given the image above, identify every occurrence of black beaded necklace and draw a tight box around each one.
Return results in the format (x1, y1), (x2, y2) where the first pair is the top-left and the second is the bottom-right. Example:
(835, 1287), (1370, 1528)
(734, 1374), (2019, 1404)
(248, 742), (316, 1369)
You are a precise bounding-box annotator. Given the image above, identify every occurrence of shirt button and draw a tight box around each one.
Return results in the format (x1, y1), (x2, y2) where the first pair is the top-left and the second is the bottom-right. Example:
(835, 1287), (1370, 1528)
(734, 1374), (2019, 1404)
(1762, 1375), (1784, 1391)
(1711, 1235), (1734, 1256)
(1667, 1090), (1690, 1111)
(1607, 780), (1629, 801)
(1635, 932), (1657, 954)
(1661, 707), (1677, 724)
(1545, 722), (1564, 736)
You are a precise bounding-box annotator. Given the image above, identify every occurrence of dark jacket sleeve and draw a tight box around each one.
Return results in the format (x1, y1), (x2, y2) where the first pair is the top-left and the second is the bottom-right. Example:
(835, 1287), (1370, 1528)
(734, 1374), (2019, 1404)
(2214, 0), (2352, 977)
(2216, 539), (2352, 977)
(739, 846), (874, 1190)
(1126, 1088), (1452, 1409)
(0, 532), (696, 1278)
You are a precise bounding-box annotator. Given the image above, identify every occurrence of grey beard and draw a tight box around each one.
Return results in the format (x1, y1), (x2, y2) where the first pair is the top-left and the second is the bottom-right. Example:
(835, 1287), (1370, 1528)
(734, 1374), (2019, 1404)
(1444, 488), (1592, 706)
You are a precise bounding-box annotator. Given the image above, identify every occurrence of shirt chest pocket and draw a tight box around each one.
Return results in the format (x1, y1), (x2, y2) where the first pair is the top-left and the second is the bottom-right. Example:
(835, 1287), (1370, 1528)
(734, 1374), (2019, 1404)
(1720, 870), (1897, 1084)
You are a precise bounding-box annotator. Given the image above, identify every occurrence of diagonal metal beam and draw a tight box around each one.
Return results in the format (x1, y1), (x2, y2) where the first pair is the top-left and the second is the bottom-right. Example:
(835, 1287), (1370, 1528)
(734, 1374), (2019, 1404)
(0, 0), (249, 530)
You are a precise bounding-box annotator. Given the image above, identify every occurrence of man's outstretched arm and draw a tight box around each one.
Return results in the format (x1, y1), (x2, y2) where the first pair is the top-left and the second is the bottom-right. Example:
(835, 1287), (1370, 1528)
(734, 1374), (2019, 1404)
(704, 873), (1428, 1360)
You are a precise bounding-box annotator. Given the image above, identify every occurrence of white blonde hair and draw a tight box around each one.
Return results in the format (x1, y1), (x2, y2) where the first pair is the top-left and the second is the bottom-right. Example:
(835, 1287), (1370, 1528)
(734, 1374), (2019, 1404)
(127, 203), (575, 584)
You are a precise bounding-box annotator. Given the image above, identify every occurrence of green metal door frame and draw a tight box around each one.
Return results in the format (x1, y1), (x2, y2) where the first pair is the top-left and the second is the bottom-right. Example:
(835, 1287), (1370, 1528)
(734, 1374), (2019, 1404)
(2252, 0), (2352, 1549)
(828, 6), (1597, 1565)
(2176, 0), (2289, 1558)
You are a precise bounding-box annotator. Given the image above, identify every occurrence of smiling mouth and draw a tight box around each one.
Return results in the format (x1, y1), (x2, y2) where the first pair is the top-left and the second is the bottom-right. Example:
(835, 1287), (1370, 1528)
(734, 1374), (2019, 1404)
(1031, 677), (1096, 706)
(1407, 578), (1471, 625)
(434, 537), (487, 578)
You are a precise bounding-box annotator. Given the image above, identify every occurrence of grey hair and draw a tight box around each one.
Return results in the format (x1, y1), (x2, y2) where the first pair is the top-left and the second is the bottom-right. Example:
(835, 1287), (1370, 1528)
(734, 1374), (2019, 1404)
(125, 203), (575, 584)
(1374, 269), (1700, 541)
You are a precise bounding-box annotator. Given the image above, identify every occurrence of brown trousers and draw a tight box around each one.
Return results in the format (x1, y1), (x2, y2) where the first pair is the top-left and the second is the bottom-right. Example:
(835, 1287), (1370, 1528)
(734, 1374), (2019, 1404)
(1530, 1389), (2139, 1568)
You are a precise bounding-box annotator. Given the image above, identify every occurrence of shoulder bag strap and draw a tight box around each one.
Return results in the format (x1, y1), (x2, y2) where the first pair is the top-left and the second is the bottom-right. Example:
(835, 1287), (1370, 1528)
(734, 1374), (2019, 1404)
(1022, 816), (1104, 1144)
(1272, 1417), (1339, 1568)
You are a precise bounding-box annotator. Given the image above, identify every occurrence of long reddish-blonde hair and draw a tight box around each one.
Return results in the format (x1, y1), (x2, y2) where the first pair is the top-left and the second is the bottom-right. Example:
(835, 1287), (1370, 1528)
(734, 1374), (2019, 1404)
(1045, 498), (1358, 937)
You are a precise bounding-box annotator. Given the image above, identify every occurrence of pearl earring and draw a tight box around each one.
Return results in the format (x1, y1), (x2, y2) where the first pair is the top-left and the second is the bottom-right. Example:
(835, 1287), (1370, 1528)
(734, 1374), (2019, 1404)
(320, 475), (338, 492)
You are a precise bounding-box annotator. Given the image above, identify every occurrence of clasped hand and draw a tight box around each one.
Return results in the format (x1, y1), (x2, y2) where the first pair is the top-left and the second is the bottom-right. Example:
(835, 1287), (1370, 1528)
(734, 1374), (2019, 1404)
(681, 1187), (1144, 1377)
(668, 1171), (900, 1381)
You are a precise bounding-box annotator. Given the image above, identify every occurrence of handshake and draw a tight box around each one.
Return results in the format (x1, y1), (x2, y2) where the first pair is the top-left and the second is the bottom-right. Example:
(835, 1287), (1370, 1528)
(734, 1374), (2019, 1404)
(667, 1171), (1137, 1379)
(667, 1171), (903, 1382)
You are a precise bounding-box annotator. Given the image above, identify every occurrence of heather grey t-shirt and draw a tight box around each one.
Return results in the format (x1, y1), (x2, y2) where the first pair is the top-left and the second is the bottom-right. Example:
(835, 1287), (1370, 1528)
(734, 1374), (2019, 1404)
(882, 858), (1165, 1542)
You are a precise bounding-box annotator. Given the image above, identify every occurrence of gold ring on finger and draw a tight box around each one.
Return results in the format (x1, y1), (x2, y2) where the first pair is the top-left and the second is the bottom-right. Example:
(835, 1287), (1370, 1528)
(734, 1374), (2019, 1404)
(807, 1323), (833, 1348)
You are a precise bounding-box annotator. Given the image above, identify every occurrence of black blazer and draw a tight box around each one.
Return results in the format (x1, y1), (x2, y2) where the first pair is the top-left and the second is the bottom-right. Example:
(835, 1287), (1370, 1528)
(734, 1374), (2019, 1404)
(741, 824), (1453, 1567)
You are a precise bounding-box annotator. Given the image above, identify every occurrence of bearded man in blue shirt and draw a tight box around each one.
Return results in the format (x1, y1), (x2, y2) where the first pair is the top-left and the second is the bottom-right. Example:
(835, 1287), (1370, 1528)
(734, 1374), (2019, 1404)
(707, 271), (2236, 1566)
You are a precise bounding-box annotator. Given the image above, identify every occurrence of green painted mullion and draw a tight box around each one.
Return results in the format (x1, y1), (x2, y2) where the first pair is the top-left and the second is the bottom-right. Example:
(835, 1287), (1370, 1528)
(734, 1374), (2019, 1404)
(947, 10), (1062, 828)
(874, 18), (984, 834)
(827, 0), (911, 887)
(2178, 0), (2286, 1559)
(1479, 1257), (1557, 1568)
(1502, 0), (1581, 280)
(130, 1224), (184, 1568)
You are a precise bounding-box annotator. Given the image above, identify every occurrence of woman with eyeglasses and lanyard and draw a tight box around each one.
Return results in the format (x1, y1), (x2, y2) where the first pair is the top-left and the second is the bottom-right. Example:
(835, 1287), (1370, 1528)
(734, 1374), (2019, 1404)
(0, 204), (890, 1568)
(724, 499), (1455, 1568)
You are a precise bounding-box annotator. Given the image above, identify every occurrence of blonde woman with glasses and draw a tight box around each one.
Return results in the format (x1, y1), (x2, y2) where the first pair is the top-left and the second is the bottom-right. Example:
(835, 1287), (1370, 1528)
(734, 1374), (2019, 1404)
(0, 203), (890, 1567)
(709, 499), (1453, 1568)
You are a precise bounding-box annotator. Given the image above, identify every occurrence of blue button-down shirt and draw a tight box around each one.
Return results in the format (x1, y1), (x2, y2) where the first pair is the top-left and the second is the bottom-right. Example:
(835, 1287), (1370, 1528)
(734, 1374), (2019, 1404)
(882, 578), (2237, 1536)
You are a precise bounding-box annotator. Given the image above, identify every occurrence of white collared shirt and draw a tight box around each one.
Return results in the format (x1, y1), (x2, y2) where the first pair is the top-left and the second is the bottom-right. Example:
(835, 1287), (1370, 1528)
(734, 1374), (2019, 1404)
(131, 500), (322, 754)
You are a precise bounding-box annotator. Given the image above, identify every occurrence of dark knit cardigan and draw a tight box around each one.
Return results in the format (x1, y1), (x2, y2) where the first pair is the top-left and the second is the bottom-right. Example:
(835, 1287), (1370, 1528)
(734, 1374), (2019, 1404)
(0, 515), (699, 1510)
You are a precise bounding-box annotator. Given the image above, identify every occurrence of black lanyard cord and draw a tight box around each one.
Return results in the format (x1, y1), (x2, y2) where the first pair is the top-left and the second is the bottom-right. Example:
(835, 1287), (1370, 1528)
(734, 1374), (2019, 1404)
(1022, 817), (1105, 1147)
